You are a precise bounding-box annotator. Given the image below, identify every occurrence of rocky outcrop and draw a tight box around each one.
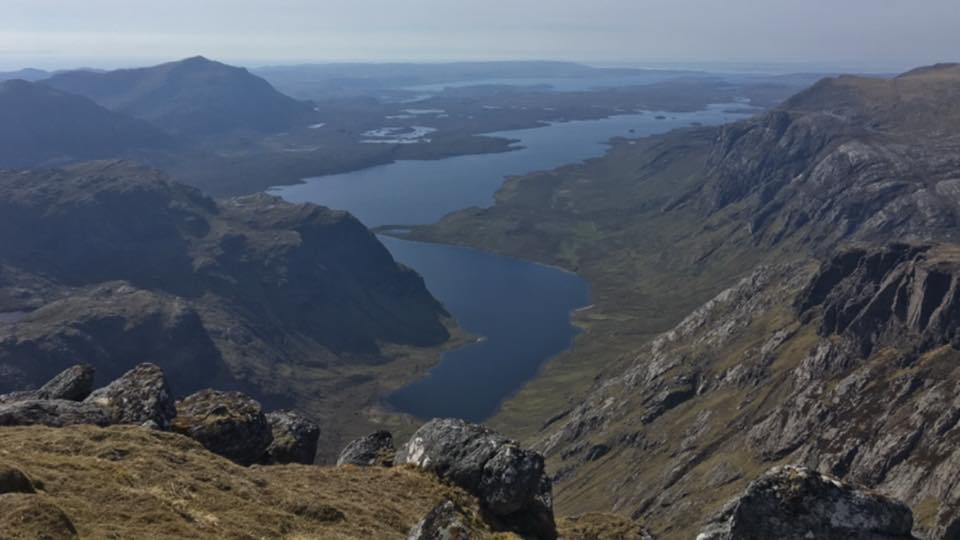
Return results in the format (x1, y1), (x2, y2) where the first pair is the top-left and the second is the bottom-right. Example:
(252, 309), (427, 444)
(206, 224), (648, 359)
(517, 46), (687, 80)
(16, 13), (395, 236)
(408, 500), (483, 540)
(399, 418), (556, 539)
(33, 364), (95, 401)
(337, 430), (394, 467)
(697, 66), (960, 250)
(0, 364), (94, 404)
(697, 466), (915, 540)
(797, 243), (960, 355)
(171, 389), (273, 465)
(84, 363), (176, 429)
(0, 400), (110, 428)
(263, 410), (320, 465)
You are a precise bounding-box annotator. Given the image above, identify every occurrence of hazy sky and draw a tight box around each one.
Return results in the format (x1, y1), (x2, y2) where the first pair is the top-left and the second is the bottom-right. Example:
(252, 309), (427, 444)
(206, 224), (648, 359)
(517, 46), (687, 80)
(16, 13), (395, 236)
(1, 0), (957, 71)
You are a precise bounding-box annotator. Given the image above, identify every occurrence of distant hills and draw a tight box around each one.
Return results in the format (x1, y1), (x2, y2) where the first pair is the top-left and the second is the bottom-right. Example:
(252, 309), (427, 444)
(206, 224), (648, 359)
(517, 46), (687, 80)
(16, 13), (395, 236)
(0, 68), (51, 82)
(43, 56), (317, 136)
(0, 57), (321, 169)
(0, 79), (171, 167)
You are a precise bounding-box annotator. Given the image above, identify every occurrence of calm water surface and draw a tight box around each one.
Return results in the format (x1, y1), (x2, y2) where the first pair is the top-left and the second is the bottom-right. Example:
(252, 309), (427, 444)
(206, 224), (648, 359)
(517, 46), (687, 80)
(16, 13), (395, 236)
(271, 104), (749, 227)
(270, 105), (749, 420)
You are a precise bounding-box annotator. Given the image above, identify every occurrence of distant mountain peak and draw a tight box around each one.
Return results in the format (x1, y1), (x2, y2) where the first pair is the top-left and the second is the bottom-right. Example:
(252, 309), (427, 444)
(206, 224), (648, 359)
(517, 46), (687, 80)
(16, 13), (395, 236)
(43, 58), (316, 136)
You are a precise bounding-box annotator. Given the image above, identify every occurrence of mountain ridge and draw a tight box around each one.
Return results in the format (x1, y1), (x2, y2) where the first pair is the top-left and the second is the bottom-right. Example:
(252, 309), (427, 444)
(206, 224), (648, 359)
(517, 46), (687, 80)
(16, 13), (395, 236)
(43, 56), (317, 136)
(405, 62), (960, 538)
(0, 79), (172, 167)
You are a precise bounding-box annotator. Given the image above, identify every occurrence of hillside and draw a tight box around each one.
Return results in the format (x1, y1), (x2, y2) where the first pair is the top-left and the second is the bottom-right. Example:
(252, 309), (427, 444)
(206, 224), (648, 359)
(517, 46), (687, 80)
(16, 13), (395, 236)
(0, 160), (449, 456)
(408, 63), (960, 538)
(0, 424), (500, 539)
(43, 57), (317, 136)
(0, 79), (171, 167)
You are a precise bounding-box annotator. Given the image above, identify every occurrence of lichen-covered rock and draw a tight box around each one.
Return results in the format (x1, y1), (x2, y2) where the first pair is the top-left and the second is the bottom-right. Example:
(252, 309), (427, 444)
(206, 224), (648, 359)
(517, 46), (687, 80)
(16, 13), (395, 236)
(0, 400), (110, 428)
(0, 493), (78, 539)
(263, 410), (320, 465)
(84, 363), (176, 429)
(337, 430), (394, 467)
(35, 364), (95, 401)
(0, 464), (35, 494)
(399, 418), (556, 539)
(407, 500), (482, 540)
(171, 389), (272, 465)
(696, 465), (915, 540)
(0, 364), (95, 404)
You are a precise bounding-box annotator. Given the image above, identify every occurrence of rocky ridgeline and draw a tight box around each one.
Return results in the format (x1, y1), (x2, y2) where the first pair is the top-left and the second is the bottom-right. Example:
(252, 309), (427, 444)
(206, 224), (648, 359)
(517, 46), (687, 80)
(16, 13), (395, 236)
(0, 362), (318, 467)
(0, 362), (559, 538)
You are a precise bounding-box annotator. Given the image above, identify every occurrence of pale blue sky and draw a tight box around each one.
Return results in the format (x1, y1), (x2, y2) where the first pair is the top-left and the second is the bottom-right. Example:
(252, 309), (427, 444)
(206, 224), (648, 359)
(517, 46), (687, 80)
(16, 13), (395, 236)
(1, 0), (957, 70)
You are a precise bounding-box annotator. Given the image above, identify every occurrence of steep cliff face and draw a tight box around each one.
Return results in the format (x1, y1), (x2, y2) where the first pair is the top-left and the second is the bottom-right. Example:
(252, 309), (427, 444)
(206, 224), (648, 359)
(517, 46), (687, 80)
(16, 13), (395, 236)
(698, 66), (960, 250)
(534, 244), (960, 538)
(0, 161), (449, 442)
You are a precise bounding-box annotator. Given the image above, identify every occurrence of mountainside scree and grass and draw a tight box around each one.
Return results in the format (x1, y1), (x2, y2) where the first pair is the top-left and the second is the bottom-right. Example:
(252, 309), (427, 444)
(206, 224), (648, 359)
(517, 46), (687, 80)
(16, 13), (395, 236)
(409, 63), (960, 538)
(0, 160), (452, 459)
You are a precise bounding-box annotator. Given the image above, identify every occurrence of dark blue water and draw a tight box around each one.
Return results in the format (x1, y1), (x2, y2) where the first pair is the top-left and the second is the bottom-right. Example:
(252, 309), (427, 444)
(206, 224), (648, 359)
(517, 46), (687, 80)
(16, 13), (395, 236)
(270, 104), (749, 227)
(270, 105), (750, 421)
(380, 236), (589, 421)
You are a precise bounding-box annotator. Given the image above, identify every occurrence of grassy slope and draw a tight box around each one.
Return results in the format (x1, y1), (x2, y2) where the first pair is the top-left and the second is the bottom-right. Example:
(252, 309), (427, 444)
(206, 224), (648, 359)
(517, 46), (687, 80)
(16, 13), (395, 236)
(0, 425), (645, 539)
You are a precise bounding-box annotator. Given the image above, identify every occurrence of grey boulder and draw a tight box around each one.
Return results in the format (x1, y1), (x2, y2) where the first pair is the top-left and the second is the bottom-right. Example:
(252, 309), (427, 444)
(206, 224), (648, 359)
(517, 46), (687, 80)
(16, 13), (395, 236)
(84, 363), (175, 429)
(263, 410), (320, 465)
(408, 500), (480, 540)
(399, 418), (556, 539)
(0, 399), (110, 428)
(337, 430), (394, 467)
(171, 389), (272, 465)
(697, 465), (916, 540)
(0, 364), (95, 404)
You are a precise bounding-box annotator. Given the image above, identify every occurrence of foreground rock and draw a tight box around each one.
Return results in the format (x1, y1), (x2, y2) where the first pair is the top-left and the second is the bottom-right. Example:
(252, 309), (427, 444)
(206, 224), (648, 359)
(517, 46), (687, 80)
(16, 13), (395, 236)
(171, 389), (273, 465)
(0, 400), (110, 428)
(34, 364), (95, 401)
(0, 364), (95, 404)
(84, 363), (176, 429)
(263, 410), (320, 465)
(697, 465), (915, 540)
(408, 499), (483, 540)
(399, 418), (556, 539)
(337, 430), (394, 467)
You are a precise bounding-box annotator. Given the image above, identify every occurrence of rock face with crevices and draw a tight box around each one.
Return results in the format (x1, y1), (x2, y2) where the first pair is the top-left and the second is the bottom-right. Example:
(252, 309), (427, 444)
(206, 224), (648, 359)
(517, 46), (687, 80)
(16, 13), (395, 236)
(337, 430), (395, 467)
(263, 410), (320, 465)
(0, 364), (95, 404)
(0, 400), (111, 428)
(399, 418), (556, 539)
(697, 466), (916, 540)
(84, 363), (176, 429)
(408, 499), (483, 540)
(171, 389), (273, 465)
